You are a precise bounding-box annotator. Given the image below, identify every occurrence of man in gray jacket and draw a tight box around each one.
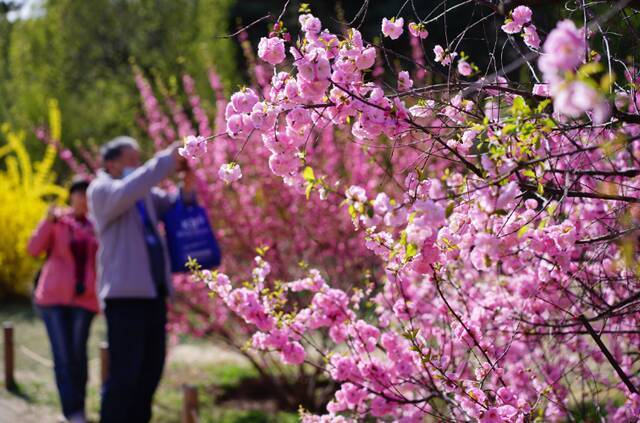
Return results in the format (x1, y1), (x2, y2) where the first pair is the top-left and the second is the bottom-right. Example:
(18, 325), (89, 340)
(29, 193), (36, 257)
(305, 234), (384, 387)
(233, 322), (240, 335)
(88, 136), (194, 423)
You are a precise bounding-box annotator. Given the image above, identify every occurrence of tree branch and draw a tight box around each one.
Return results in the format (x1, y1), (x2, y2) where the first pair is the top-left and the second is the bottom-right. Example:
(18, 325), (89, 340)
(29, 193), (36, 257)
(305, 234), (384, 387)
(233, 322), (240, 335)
(576, 224), (640, 244)
(578, 314), (638, 394)
(520, 182), (640, 203)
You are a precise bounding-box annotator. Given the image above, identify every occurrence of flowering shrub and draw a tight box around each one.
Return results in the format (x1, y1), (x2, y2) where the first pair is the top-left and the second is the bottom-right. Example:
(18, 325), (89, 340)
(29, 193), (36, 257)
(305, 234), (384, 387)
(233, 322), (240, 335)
(181, 3), (640, 422)
(133, 55), (399, 409)
(0, 101), (67, 298)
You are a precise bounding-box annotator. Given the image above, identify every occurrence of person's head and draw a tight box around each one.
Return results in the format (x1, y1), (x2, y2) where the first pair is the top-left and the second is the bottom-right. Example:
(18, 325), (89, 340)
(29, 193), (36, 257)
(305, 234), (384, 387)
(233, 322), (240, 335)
(69, 176), (90, 217)
(100, 136), (141, 178)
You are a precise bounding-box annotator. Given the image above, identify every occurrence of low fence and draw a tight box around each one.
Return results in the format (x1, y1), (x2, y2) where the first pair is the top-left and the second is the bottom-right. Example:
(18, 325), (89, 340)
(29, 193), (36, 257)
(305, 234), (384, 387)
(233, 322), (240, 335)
(2, 321), (199, 423)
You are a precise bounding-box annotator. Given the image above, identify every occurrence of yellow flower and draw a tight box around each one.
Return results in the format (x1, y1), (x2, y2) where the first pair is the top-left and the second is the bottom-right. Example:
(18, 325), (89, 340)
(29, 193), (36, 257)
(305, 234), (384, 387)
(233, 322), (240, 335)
(0, 101), (66, 298)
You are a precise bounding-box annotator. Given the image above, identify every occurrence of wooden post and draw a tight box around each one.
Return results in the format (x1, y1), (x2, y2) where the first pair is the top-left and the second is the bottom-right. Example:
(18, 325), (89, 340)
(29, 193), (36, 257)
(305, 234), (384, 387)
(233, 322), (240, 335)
(99, 341), (109, 385)
(181, 384), (199, 423)
(3, 322), (15, 390)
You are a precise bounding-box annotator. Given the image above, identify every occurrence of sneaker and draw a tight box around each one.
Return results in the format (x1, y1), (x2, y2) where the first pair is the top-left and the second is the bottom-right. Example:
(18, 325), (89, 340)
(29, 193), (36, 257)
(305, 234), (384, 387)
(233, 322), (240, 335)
(68, 411), (87, 423)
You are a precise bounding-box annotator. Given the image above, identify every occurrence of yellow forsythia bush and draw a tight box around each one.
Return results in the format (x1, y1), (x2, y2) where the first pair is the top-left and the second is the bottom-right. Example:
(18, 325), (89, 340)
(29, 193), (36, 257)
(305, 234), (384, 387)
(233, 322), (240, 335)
(0, 101), (67, 298)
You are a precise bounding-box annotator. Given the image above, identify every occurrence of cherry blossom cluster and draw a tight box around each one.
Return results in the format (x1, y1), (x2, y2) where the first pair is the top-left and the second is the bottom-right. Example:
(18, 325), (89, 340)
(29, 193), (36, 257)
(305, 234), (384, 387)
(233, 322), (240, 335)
(132, 53), (393, 409)
(500, 6), (540, 49)
(181, 5), (640, 422)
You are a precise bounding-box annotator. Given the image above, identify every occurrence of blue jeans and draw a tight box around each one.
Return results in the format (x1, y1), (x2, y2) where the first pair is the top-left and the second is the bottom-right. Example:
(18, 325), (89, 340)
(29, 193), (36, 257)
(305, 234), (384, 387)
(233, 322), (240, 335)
(40, 305), (95, 419)
(101, 298), (167, 423)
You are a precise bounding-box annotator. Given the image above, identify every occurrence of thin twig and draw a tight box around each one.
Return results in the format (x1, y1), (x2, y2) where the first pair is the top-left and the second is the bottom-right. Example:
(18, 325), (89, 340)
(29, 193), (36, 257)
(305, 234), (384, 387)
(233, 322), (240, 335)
(217, 15), (273, 39)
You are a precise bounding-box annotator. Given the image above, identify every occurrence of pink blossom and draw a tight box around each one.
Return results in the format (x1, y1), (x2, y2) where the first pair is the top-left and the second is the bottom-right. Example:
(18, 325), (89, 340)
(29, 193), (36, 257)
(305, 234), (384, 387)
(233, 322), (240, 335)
(355, 47), (376, 70)
(310, 288), (351, 328)
(281, 341), (305, 365)
(346, 185), (367, 204)
(434, 45), (457, 65)
(496, 181), (520, 210)
(408, 22), (428, 39)
(226, 114), (243, 137)
(287, 269), (326, 292)
(532, 83), (550, 97)
(297, 53), (331, 82)
(501, 20), (522, 34)
(258, 36), (286, 65)
(339, 383), (367, 407)
(329, 355), (360, 382)
(230, 88), (259, 114)
(512, 6), (533, 26)
(218, 162), (242, 183)
(523, 25), (540, 49)
(225, 288), (274, 331)
(412, 235), (441, 273)
(372, 192), (391, 215)
(433, 45), (445, 62)
(398, 71), (413, 91)
(480, 407), (502, 423)
(299, 13), (321, 34)
(497, 387), (516, 405)
(552, 80), (609, 122)
(286, 107), (312, 130)
(457, 60), (473, 76)
(178, 135), (207, 159)
(381, 17), (404, 40)
(349, 320), (380, 353)
(328, 323), (348, 343)
(462, 129), (478, 145)
(370, 396), (394, 417)
(501, 6), (532, 34)
(269, 151), (299, 176)
(249, 102), (268, 129)
(538, 20), (586, 78)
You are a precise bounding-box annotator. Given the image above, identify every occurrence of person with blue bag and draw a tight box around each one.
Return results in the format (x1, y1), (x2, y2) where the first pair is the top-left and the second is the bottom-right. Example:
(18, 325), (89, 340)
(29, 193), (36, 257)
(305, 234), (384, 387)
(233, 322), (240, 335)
(88, 136), (201, 423)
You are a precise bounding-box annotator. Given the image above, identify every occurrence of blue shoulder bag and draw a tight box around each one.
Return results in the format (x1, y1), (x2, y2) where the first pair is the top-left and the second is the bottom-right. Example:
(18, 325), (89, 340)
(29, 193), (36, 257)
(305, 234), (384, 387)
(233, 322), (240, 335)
(162, 197), (221, 272)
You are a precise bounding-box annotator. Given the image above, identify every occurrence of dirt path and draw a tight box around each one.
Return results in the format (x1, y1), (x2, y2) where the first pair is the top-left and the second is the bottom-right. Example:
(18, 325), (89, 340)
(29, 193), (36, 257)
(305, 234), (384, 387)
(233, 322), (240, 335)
(0, 341), (248, 423)
(0, 393), (58, 423)
(1, 299), (252, 422)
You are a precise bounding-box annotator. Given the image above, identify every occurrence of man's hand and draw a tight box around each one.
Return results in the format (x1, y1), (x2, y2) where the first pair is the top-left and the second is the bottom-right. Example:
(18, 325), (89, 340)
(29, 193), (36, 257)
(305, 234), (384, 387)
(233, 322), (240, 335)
(182, 166), (197, 195)
(169, 141), (189, 172)
(169, 141), (197, 197)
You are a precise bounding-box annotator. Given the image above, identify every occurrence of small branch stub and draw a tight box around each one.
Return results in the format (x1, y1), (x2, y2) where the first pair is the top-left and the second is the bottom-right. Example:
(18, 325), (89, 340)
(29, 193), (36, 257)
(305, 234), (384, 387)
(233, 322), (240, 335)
(182, 384), (199, 423)
(3, 322), (15, 390)
(99, 341), (109, 386)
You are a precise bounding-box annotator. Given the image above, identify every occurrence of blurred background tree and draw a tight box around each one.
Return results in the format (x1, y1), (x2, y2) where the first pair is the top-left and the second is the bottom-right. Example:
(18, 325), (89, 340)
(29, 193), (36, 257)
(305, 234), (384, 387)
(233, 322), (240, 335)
(0, 0), (237, 162)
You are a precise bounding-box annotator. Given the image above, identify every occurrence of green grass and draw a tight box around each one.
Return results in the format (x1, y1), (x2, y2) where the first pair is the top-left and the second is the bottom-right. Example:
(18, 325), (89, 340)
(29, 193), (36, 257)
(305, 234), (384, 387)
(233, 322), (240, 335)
(0, 299), (297, 422)
(210, 363), (260, 389)
(0, 298), (106, 416)
(199, 409), (299, 423)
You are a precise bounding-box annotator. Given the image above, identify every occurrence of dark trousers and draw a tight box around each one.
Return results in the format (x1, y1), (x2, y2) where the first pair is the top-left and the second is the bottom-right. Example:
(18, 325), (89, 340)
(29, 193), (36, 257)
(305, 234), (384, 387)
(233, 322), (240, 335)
(101, 298), (167, 423)
(40, 305), (95, 419)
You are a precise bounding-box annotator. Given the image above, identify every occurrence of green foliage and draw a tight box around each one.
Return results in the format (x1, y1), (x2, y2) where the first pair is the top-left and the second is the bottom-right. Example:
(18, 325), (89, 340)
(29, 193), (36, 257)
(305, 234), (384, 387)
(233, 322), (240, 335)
(567, 399), (614, 422)
(209, 362), (259, 389)
(199, 410), (298, 423)
(0, 0), (237, 158)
